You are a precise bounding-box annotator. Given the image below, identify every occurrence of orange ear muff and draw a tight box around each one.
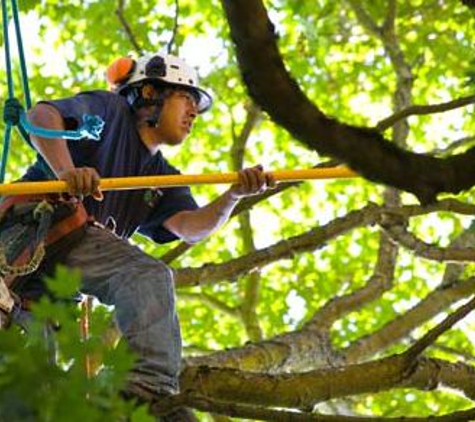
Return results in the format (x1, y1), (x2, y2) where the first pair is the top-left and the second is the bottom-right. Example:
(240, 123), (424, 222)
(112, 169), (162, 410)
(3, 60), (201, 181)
(106, 57), (135, 89)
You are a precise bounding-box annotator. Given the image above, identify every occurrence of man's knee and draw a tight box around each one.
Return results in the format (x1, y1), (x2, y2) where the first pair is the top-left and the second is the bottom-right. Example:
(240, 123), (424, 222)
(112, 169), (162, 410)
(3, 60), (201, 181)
(129, 256), (174, 285)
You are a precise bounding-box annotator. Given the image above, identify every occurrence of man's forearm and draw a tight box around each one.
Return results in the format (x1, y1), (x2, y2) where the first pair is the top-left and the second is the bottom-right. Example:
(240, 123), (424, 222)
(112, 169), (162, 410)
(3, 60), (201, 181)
(164, 189), (240, 244)
(28, 104), (76, 177)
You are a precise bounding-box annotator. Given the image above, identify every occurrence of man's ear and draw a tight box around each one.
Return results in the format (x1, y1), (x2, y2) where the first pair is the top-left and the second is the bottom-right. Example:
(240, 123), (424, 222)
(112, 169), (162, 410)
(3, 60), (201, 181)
(142, 84), (157, 100)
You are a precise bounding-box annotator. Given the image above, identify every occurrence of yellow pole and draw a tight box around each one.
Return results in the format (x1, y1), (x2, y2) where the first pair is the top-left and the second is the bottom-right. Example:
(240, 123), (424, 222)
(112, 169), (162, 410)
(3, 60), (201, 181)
(0, 167), (358, 196)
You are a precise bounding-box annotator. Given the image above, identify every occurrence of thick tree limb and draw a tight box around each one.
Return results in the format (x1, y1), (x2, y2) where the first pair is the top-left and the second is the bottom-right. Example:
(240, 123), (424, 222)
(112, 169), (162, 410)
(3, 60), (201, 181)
(220, 0), (475, 204)
(180, 356), (411, 409)
(182, 313), (475, 410)
(187, 274), (475, 375)
(128, 357), (475, 418)
(404, 357), (475, 400)
(185, 396), (475, 422)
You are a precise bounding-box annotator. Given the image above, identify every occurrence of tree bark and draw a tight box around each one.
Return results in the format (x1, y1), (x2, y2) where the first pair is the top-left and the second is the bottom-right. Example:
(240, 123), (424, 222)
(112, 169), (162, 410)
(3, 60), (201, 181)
(220, 0), (475, 204)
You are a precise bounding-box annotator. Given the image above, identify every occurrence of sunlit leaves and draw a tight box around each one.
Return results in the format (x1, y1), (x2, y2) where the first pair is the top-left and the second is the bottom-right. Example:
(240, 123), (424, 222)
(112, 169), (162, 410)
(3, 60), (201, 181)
(1, 0), (475, 418)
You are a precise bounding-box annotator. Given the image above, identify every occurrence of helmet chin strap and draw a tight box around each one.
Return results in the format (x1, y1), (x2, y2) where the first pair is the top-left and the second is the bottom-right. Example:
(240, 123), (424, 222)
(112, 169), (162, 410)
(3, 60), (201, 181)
(136, 88), (171, 128)
(145, 104), (162, 128)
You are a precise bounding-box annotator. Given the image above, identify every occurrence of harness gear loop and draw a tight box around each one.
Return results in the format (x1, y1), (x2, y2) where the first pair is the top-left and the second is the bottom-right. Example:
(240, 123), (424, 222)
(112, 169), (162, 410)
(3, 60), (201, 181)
(0, 242), (45, 278)
(0, 200), (53, 279)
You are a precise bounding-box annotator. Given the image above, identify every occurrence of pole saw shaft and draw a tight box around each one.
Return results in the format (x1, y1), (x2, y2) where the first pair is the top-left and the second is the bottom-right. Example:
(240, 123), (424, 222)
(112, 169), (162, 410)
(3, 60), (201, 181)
(0, 167), (358, 196)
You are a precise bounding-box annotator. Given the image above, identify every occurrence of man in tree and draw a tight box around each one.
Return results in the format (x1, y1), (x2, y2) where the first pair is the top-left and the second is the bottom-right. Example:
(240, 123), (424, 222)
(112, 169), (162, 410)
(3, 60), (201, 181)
(19, 52), (274, 420)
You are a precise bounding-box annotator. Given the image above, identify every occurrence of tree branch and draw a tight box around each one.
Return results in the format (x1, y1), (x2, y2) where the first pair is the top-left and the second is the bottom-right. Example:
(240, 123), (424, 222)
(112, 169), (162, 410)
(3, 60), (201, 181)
(382, 0), (397, 35)
(220, 0), (475, 204)
(382, 223), (475, 263)
(115, 0), (144, 55)
(120, 357), (475, 420)
(376, 95), (475, 131)
(186, 396), (475, 422)
(180, 356), (410, 409)
(174, 200), (475, 288)
(430, 136), (475, 157)
(305, 230), (397, 330)
(345, 0), (382, 37)
(167, 0), (180, 54)
(344, 276), (475, 362)
(404, 295), (475, 360)
(179, 292), (240, 318)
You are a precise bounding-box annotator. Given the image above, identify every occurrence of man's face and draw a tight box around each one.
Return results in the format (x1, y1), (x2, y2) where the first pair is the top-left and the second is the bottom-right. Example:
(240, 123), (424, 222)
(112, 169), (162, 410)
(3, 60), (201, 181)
(154, 89), (199, 145)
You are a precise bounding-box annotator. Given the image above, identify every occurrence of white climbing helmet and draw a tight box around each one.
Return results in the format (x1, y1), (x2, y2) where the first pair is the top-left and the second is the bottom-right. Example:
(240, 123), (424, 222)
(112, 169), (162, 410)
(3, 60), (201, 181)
(106, 53), (212, 113)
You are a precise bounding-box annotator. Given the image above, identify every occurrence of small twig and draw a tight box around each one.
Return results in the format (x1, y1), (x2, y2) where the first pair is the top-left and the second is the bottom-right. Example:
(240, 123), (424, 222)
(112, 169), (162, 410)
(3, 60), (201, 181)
(429, 135), (475, 156)
(382, 224), (475, 263)
(115, 0), (144, 55)
(179, 291), (239, 318)
(376, 95), (475, 131)
(430, 342), (475, 364)
(167, 0), (180, 54)
(382, 0), (397, 35)
(405, 295), (475, 360)
(345, 0), (382, 37)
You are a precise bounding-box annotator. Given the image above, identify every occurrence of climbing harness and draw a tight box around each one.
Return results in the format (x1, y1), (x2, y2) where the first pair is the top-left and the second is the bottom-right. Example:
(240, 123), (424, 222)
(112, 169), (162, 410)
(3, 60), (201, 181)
(1, 0), (105, 183)
(0, 194), (89, 328)
(0, 0), (103, 328)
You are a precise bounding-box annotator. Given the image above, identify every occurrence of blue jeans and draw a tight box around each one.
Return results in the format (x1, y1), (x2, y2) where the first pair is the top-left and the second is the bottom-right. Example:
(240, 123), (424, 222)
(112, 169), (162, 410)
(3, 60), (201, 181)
(62, 224), (182, 394)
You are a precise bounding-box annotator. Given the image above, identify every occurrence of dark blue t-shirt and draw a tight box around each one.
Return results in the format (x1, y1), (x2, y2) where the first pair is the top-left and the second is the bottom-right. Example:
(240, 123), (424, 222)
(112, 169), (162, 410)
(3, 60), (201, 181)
(22, 91), (198, 243)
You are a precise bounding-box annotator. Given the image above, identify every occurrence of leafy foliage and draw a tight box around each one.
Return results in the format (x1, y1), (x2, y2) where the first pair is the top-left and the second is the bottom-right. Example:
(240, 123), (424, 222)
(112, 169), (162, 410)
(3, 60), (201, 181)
(0, 268), (152, 421)
(1, 0), (475, 420)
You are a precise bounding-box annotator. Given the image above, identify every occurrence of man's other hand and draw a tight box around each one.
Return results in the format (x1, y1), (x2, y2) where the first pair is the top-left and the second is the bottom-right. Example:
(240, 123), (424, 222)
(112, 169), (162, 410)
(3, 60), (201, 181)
(58, 167), (103, 201)
(229, 165), (276, 200)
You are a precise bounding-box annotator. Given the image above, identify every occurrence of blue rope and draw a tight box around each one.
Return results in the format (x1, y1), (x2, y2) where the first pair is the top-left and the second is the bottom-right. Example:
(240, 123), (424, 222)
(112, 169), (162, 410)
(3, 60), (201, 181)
(1, 0), (106, 184)
(1, 0), (13, 99)
(4, 98), (105, 141)
(11, 0), (31, 109)
(20, 112), (105, 141)
(1, 0), (13, 183)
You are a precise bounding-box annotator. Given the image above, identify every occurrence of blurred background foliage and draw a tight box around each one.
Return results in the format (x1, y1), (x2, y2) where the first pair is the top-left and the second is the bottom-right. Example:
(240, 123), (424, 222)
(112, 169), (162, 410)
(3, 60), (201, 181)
(1, 0), (475, 419)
